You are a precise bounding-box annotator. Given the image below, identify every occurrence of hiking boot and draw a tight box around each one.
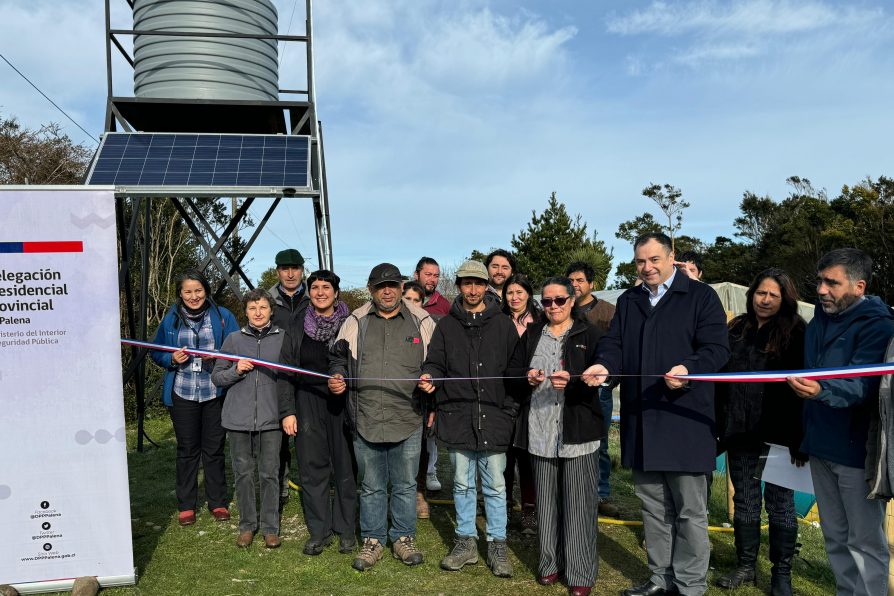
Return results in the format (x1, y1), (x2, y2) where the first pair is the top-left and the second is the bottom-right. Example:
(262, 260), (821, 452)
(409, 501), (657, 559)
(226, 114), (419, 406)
(426, 472), (442, 492)
(416, 491), (430, 519)
(352, 537), (384, 571)
(521, 508), (537, 535)
(392, 535), (424, 566)
(440, 536), (478, 570)
(487, 539), (513, 578)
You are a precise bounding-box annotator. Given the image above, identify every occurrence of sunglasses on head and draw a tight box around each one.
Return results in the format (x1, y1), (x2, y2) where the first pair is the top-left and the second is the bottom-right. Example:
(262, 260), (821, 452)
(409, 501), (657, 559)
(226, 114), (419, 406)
(540, 295), (571, 308)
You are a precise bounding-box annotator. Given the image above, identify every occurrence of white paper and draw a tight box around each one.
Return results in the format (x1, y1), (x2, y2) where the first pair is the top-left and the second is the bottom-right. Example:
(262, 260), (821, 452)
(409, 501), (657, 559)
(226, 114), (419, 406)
(761, 443), (814, 495)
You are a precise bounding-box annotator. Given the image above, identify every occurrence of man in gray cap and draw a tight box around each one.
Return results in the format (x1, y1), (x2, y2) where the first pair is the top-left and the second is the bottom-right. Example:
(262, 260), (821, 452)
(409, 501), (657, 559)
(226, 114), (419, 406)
(329, 263), (437, 572)
(268, 248), (309, 510)
(419, 260), (519, 578)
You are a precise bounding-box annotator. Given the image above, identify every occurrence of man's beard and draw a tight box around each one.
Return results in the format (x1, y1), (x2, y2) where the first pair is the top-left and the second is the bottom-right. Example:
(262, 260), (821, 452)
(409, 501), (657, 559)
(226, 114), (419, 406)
(820, 294), (858, 315)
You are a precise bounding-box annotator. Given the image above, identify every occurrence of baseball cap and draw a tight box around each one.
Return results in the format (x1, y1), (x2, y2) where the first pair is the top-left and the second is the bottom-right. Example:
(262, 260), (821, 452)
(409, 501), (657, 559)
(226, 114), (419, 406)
(367, 263), (405, 286)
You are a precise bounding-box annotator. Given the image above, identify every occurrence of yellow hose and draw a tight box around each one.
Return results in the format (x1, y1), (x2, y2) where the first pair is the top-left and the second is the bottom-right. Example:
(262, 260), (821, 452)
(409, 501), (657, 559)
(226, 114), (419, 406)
(285, 482), (781, 533)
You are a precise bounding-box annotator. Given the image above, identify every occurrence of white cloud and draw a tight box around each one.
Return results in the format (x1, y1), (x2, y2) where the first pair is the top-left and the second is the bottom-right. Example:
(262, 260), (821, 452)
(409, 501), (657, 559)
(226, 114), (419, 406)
(607, 0), (889, 72)
(606, 0), (881, 37)
(673, 42), (763, 66)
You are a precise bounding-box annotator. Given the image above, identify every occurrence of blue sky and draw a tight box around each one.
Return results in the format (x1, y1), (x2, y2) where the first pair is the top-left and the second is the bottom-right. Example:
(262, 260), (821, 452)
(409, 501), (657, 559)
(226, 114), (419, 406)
(2, 0), (893, 287)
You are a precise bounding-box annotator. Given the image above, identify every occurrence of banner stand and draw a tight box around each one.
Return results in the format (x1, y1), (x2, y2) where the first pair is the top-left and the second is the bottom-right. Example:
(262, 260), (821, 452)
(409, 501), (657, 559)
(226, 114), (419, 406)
(11, 571), (137, 595)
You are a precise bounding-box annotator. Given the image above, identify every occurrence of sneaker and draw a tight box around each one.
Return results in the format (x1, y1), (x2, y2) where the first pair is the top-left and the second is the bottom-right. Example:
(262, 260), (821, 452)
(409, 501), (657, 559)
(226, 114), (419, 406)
(487, 539), (513, 578)
(521, 509), (537, 535)
(352, 537), (384, 571)
(426, 472), (442, 492)
(416, 491), (430, 519)
(392, 535), (424, 566)
(440, 536), (478, 570)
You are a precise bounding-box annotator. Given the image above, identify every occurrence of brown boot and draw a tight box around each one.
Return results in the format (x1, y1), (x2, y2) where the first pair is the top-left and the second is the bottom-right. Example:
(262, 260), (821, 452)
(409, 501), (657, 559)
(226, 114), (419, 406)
(416, 491), (430, 519)
(264, 534), (281, 549)
(236, 530), (254, 548)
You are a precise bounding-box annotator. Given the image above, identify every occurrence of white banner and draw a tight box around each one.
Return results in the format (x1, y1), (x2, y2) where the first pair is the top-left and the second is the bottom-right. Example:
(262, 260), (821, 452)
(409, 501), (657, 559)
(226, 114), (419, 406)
(0, 188), (134, 589)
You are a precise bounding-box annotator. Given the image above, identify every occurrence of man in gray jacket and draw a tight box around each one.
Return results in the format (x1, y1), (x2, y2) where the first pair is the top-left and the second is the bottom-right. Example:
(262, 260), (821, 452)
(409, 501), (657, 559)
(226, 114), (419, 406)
(329, 263), (436, 572)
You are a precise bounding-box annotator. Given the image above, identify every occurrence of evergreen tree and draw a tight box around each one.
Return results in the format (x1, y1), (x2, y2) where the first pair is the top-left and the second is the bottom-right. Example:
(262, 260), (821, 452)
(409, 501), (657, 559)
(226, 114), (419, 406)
(511, 192), (612, 288)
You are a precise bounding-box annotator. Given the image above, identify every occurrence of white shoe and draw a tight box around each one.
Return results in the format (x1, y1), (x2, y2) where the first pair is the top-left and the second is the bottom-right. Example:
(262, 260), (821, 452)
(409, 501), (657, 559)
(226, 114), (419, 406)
(426, 472), (441, 492)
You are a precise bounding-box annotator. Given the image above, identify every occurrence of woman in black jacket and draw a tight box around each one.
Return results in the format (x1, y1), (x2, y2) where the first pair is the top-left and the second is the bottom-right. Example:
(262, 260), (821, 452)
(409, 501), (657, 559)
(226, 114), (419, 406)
(278, 270), (355, 556)
(507, 277), (605, 596)
(501, 273), (542, 533)
(714, 268), (806, 596)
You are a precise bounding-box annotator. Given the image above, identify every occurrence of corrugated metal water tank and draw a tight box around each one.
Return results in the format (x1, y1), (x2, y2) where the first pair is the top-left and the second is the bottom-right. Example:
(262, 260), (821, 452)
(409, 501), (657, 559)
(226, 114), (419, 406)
(133, 0), (279, 101)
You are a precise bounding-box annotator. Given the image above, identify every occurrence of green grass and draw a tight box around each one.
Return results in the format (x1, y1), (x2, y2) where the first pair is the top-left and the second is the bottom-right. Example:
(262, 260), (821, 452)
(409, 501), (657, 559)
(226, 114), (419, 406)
(47, 419), (835, 595)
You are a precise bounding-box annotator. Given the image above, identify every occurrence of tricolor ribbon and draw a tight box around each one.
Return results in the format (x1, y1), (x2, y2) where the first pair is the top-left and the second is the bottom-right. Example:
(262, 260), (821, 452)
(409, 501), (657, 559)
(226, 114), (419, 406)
(122, 338), (894, 383)
(121, 338), (331, 379)
(679, 362), (894, 383)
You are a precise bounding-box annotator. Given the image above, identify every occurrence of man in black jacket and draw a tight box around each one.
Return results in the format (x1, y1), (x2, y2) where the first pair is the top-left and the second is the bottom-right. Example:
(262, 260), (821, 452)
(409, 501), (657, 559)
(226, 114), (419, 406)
(268, 248), (310, 510)
(583, 233), (729, 596)
(419, 259), (519, 578)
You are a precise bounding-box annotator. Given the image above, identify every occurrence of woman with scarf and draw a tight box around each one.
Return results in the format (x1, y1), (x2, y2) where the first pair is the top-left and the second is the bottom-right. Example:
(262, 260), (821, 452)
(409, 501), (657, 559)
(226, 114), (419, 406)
(150, 269), (239, 527)
(278, 270), (355, 555)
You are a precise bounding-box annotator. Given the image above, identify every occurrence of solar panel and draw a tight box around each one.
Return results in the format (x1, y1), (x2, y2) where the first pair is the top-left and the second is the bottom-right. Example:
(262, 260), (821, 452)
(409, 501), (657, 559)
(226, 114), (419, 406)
(85, 133), (311, 194)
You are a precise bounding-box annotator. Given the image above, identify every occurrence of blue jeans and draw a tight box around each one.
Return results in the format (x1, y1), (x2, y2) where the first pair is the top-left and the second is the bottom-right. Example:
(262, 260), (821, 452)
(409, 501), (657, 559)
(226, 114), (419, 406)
(354, 426), (422, 544)
(598, 387), (613, 499)
(450, 450), (508, 541)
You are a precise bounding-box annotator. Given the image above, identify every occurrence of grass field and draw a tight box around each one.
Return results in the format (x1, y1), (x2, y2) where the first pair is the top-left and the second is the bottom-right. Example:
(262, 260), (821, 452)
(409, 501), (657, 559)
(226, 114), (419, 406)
(51, 417), (835, 595)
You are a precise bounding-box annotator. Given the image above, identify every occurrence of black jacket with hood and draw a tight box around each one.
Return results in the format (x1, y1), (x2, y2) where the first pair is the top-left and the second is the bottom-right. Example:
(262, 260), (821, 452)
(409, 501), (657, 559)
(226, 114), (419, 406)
(422, 295), (519, 452)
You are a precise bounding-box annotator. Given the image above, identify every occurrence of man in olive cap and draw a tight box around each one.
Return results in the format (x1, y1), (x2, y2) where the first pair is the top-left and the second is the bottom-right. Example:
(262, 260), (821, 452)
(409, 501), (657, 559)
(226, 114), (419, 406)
(419, 260), (519, 578)
(329, 263), (437, 571)
(268, 248), (309, 510)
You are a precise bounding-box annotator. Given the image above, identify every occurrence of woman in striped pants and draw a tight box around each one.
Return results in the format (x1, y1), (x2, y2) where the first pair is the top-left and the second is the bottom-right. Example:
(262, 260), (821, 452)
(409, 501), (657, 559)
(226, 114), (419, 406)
(508, 277), (606, 596)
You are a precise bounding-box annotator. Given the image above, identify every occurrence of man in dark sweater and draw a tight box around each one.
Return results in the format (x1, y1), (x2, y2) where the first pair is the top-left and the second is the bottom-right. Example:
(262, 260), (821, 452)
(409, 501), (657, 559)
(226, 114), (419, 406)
(267, 248), (309, 510)
(566, 261), (619, 518)
(787, 248), (894, 596)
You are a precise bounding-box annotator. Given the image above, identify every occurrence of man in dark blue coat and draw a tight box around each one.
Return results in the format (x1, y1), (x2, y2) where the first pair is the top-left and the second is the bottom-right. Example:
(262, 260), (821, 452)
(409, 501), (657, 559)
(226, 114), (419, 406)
(787, 248), (894, 596)
(583, 233), (729, 596)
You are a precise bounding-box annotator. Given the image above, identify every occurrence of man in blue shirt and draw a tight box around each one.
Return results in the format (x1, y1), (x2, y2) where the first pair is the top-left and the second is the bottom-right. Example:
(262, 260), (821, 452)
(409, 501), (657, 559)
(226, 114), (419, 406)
(788, 248), (894, 596)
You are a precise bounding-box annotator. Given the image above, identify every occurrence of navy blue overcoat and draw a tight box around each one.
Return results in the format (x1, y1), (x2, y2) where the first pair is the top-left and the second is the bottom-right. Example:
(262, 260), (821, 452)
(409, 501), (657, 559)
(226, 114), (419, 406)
(595, 273), (730, 473)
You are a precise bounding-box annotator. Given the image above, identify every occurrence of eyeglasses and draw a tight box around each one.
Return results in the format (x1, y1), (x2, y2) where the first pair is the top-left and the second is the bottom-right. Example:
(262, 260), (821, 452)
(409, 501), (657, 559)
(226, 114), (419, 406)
(540, 296), (571, 308)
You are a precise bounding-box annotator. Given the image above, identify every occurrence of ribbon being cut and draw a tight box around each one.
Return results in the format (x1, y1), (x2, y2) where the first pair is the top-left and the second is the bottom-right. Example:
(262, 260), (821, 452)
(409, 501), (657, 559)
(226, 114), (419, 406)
(121, 338), (894, 383)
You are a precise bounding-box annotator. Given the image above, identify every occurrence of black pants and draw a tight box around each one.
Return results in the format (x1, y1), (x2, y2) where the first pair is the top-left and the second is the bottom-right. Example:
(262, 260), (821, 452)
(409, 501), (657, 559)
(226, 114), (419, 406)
(728, 448), (796, 527)
(295, 390), (357, 540)
(171, 394), (228, 512)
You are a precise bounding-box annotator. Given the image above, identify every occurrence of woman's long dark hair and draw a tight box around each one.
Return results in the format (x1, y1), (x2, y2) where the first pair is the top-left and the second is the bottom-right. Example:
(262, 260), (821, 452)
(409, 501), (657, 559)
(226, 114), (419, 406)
(731, 268), (804, 355)
(501, 274), (541, 324)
